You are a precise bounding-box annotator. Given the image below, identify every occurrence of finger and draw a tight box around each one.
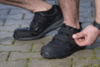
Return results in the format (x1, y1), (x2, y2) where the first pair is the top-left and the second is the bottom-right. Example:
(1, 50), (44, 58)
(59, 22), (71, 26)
(74, 38), (86, 46)
(72, 32), (85, 39)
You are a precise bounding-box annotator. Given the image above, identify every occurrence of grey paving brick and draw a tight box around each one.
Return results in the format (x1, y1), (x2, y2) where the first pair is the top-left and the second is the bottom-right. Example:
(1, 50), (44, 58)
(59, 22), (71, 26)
(28, 58), (71, 67)
(0, 9), (9, 15)
(82, 22), (92, 29)
(0, 4), (20, 9)
(79, 17), (94, 22)
(32, 35), (53, 45)
(86, 43), (100, 49)
(5, 19), (31, 26)
(0, 25), (19, 31)
(21, 24), (30, 27)
(0, 38), (14, 45)
(0, 52), (9, 61)
(45, 31), (57, 36)
(79, 7), (94, 12)
(95, 49), (100, 58)
(9, 8), (30, 14)
(32, 43), (44, 51)
(0, 44), (31, 52)
(0, 14), (23, 20)
(9, 52), (41, 61)
(0, 20), (4, 26)
(14, 35), (52, 45)
(14, 40), (34, 45)
(80, 2), (91, 7)
(24, 13), (34, 20)
(0, 60), (27, 67)
(68, 49), (93, 58)
(0, 32), (13, 39)
(79, 11), (91, 18)
(46, 1), (56, 5)
(73, 58), (100, 67)
(95, 36), (100, 43)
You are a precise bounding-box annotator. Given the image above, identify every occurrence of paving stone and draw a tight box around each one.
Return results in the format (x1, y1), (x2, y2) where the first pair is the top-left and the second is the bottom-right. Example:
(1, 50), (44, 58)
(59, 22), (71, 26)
(0, 14), (23, 20)
(24, 13), (34, 20)
(0, 32), (13, 39)
(79, 11), (91, 18)
(80, 2), (91, 7)
(5, 19), (31, 26)
(32, 35), (53, 44)
(46, 1), (56, 5)
(82, 22), (92, 29)
(45, 31), (57, 36)
(9, 52), (41, 61)
(0, 60), (27, 67)
(0, 44), (31, 52)
(0, 25), (19, 31)
(32, 43), (44, 51)
(95, 36), (100, 43)
(79, 7), (94, 12)
(21, 24), (30, 27)
(28, 58), (71, 67)
(86, 43), (100, 49)
(79, 17), (94, 22)
(73, 58), (100, 67)
(95, 49), (100, 58)
(0, 4), (20, 9)
(0, 9), (9, 15)
(0, 38), (14, 45)
(68, 49), (93, 58)
(0, 20), (4, 26)
(0, 52), (9, 61)
(14, 35), (53, 45)
(9, 8), (30, 14)
(14, 40), (34, 45)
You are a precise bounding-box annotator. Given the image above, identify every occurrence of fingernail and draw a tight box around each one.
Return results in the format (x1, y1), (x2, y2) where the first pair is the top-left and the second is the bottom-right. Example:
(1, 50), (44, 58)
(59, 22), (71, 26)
(73, 35), (76, 38)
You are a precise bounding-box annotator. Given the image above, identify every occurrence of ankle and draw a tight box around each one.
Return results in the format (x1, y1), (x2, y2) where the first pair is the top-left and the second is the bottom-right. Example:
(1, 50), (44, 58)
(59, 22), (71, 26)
(63, 20), (80, 29)
(32, 4), (52, 13)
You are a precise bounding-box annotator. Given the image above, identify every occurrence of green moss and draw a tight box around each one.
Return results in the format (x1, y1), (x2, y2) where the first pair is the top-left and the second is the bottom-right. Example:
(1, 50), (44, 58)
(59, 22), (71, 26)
(92, 49), (96, 58)
(26, 58), (30, 67)
(2, 19), (6, 26)
(70, 58), (73, 67)
(12, 39), (16, 45)
(22, 13), (25, 20)
(30, 44), (34, 52)
(6, 51), (11, 61)
(7, 9), (11, 15)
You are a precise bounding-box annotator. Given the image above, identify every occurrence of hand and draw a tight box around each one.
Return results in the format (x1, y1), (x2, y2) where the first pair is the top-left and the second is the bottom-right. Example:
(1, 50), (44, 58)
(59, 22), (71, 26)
(72, 25), (100, 46)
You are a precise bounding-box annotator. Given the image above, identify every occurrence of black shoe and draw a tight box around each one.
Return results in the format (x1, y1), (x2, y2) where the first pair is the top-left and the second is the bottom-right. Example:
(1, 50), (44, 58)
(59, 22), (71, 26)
(41, 23), (86, 59)
(13, 5), (63, 41)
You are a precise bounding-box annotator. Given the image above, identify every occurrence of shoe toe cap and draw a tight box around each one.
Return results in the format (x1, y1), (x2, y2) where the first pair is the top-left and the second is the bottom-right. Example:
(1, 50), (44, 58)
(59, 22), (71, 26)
(14, 27), (33, 38)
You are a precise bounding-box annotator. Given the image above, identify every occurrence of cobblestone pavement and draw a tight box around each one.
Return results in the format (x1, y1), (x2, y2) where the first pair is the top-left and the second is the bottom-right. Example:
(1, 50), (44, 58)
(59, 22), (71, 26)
(0, 0), (100, 67)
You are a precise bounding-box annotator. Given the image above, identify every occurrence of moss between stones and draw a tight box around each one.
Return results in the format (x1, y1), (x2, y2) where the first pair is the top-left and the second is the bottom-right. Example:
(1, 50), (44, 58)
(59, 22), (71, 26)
(26, 58), (30, 67)
(2, 19), (6, 26)
(12, 39), (16, 45)
(92, 49), (96, 58)
(22, 13), (25, 20)
(70, 58), (73, 67)
(6, 51), (11, 61)
(81, 65), (100, 67)
(30, 44), (34, 52)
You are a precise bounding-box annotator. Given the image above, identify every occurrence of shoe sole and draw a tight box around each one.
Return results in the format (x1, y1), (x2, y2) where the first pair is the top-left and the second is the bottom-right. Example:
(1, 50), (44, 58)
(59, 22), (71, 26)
(41, 46), (86, 59)
(13, 19), (63, 41)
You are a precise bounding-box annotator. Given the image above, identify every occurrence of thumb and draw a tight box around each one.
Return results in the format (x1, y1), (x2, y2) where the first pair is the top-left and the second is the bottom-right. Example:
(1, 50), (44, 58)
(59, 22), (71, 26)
(72, 32), (85, 39)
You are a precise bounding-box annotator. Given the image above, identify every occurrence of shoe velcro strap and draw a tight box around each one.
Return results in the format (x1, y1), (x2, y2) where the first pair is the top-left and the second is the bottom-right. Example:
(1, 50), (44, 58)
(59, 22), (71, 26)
(53, 34), (69, 42)
(58, 27), (73, 36)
